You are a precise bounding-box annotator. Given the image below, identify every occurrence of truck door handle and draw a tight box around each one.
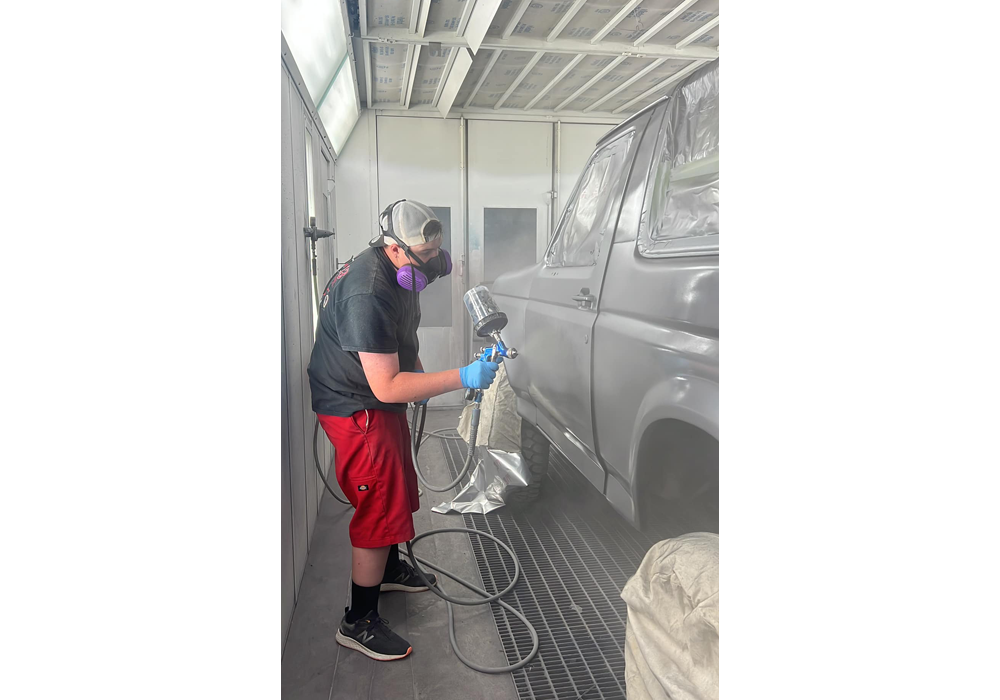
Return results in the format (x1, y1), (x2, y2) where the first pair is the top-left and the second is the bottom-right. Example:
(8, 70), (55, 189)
(572, 291), (596, 309)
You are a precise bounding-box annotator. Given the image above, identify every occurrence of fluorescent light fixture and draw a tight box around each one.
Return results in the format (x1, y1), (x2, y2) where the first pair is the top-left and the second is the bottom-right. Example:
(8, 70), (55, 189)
(282, 0), (360, 155)
(318, 67), (360, 156)
(281, 0), (348, 104)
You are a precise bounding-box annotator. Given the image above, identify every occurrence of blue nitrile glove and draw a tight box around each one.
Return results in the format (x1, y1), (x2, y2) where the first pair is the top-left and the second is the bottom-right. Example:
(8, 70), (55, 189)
(459, 358), (500, 390)
(413, 369), (428, 405)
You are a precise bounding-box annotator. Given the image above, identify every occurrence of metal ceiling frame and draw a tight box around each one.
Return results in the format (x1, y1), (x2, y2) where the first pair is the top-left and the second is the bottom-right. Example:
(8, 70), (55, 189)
(359, 0), (719, 118)
(364, 28), (718, 60)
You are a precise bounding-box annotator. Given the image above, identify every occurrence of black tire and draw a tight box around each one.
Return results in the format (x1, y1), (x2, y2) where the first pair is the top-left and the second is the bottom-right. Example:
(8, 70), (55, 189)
(506, 421), (550, 506)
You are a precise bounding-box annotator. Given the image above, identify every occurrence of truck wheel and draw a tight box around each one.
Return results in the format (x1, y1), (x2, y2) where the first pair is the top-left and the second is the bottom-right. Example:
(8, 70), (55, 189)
(506, 421), (550, 506)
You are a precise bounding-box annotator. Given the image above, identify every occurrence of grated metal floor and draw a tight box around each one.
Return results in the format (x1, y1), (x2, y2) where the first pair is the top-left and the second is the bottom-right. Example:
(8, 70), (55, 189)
(441, 435), (683, 700)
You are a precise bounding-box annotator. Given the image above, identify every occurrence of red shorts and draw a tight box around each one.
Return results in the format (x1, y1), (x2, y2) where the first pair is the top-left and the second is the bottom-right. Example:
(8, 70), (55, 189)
(317, 409), (420, 548)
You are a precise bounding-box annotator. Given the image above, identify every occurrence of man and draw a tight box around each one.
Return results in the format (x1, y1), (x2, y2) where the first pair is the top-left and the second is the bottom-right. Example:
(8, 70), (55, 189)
(307, 200), (500, 662)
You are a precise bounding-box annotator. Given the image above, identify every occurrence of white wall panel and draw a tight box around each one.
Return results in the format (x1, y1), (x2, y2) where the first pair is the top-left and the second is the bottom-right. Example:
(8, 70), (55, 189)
(281, 68), (309, 623)
(468, 120), (552, 271)
(282, 55), (338, 651)
(288, 77), (320, 554)
(334, 113), (377, 261)
(281, 303), (295, 648)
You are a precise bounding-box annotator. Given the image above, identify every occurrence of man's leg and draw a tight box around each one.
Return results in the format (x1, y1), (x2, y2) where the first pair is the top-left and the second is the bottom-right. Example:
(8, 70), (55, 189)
(383, 543), (400, 576)
(346, 545), (390, 624)
(319, 410), (416, 661)
(380, 541), (438, 592)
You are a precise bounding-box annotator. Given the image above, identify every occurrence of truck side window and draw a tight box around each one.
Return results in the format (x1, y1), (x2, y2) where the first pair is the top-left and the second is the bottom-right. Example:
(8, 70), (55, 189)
(638, 64), (719, 257)
(545, 131), (634, 268)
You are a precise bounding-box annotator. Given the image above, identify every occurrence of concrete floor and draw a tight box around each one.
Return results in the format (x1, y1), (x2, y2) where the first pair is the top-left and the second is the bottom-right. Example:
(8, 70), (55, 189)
(281, 408), (520, 700)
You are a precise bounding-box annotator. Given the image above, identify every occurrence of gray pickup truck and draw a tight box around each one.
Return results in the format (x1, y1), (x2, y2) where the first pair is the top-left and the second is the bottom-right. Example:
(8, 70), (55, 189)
(492, 61), (719, 534)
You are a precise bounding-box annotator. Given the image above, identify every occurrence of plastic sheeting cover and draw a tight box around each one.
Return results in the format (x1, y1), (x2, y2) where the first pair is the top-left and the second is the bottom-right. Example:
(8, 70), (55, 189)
(638, 60), (718, 256)
(435, 362), (528, 515)
(621, 533), (719, 700)
(546, 130), (634, 266)
(458, 362), (521, 453)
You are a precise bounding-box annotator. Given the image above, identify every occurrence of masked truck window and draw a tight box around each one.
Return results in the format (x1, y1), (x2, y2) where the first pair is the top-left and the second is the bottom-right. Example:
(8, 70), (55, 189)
(638, 63), (719, 257)
(545, 131), (634, 268)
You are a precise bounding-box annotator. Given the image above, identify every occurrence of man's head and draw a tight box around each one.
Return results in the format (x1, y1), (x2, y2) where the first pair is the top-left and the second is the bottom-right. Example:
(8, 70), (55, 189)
(377, 200), (452, 291)
(380, 200), (443, 269)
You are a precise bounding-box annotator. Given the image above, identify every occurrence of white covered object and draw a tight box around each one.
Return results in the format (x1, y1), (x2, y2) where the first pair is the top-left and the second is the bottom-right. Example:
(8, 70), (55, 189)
(621, 533), (719, 700)
(457, 361), (521, 453)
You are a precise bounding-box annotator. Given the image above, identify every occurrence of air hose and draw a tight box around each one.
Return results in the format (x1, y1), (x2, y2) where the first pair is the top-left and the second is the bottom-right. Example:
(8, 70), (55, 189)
(410, 401), (479, 492)
(403, 402), (539, 674)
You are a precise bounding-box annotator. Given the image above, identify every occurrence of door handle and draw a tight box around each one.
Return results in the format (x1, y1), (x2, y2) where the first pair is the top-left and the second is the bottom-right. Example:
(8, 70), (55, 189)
(572, 291), (596, 309)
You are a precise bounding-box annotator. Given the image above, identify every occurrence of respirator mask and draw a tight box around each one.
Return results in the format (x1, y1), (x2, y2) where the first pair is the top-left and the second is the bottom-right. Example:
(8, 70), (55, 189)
(372, 199), (453, 293)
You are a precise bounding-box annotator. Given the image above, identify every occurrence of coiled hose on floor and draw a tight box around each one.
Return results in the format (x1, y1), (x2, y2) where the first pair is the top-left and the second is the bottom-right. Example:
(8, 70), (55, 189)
(312, 402), (539, 673)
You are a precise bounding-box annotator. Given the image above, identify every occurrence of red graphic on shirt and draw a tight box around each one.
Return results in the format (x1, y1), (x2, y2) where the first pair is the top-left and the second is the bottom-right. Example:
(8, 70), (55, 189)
(333, 263), (350, 284)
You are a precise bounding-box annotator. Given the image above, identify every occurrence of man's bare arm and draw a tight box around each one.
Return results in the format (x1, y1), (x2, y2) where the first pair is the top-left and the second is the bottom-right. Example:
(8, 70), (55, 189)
(359, 352), (461, 404)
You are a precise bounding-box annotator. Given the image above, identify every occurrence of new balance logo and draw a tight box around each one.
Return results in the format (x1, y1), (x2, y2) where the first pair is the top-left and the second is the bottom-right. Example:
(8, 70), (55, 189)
(360, 631), (375, 644)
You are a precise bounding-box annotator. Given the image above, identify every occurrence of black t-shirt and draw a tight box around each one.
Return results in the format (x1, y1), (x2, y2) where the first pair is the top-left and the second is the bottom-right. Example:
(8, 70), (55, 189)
(307, 247), (420, 416)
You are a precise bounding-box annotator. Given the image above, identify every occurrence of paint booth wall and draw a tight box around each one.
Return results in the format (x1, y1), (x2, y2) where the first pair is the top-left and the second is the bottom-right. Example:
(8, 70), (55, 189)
(282, 57), (339, 651)
(336, 114), (613, 265)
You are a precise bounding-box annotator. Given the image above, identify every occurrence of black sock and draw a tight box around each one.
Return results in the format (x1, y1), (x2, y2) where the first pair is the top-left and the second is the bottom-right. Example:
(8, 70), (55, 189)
(346, 580), (380, 624)
(382, 544), (400, 580)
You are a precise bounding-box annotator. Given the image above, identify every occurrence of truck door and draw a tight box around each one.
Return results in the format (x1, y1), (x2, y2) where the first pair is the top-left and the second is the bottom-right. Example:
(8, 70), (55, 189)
(522, 114), (650, 492)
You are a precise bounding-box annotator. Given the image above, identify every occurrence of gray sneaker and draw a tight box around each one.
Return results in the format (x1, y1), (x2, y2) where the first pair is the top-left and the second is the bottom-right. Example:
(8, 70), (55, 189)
(335, 610), (412, 661)
(381, 560), (438, 593)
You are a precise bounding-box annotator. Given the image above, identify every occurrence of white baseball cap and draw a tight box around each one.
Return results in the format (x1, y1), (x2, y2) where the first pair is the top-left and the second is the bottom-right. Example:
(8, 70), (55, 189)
(384, 200), (442, 247)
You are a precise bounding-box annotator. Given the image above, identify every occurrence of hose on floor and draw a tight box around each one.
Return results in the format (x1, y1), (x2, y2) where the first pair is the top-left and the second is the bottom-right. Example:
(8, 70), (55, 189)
(404, 402), (539, 674)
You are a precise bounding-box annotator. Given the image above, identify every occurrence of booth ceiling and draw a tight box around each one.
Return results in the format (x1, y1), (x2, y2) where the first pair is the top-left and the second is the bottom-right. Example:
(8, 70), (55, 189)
(353, 0), (719, 118)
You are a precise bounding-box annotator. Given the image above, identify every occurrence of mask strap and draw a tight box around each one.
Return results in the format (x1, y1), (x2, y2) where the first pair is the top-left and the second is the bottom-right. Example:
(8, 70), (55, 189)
(369, 199), (408, 248)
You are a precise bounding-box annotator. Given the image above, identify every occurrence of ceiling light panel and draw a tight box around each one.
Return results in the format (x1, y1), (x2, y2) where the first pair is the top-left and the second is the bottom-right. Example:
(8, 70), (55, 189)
(453, 49), (499, 105)
(469, 50), (535, 108)
(370, 41), (407, 104)
(643, 0), (719, 46)
(409, 45), (454, 106)
(562, 55), (655, 111)
(502, 52), (578, 108)
(368, 0), (410, 32)
(426, 0), (469, 32)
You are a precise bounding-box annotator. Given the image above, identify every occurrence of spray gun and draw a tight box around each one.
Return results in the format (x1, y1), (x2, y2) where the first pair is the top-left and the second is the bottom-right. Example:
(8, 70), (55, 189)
(303, 216), (337, 279)
(462, 286), (518, 404)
